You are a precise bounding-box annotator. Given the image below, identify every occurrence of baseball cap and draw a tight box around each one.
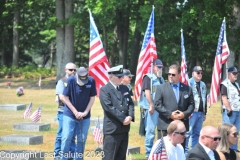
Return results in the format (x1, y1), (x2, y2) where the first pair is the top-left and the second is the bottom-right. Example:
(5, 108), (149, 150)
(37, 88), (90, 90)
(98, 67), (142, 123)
(192, 66), (203, 72)
(77, 67), (88, 85)
(228, 66), (239, 73)
(123, 69), (134, 77)
(153, 59), (163, 66)
(107, 65), (124, 76)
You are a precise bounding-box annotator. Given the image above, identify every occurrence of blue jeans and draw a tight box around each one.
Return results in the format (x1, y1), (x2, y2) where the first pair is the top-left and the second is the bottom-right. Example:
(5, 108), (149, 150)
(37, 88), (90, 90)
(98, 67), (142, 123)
(144, 110), (159, 157)
(61, 115), (90, 160)
(222, 110), (240, 150)
(185, 112), (204, 154)
(54, 111), (75, 157)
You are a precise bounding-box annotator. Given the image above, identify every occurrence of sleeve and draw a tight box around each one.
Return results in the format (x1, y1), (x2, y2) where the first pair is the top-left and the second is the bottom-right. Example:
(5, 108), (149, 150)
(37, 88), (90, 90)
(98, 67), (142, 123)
(63, 78), (73, 97)
(56, 79), (64, 95)
(142, 75), (151, 91)
(220, 84), (228, 96)
(99, 87), (126, 123)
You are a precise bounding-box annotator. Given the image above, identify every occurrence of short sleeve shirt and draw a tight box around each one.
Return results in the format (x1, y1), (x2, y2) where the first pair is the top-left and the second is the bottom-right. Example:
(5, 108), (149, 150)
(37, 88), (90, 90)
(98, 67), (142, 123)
(63, 76), (97, 119)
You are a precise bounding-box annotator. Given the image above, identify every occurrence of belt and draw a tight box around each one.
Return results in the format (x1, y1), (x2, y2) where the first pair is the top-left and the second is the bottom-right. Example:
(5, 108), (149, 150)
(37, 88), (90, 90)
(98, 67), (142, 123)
(223, 109), (226, 112)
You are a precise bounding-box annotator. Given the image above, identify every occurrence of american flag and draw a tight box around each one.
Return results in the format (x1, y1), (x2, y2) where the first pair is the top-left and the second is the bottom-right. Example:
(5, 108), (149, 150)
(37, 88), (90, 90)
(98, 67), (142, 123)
(93, 119), (102, 144)
(179, 29), (189, 85)
(88, 10), (110, 96)
(23, 102), (32, 119)
(134, 8), (157, 100)
(209, 18), (230, 106)
(30, 106), (42, 122)
(150, 137), (167, 160)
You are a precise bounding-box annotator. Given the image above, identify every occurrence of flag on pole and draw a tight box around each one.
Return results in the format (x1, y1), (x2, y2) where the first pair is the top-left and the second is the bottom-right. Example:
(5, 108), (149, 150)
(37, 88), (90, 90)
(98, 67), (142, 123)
(134, 7), (157, 100)
(209, 18), (230, 106)
(179, 29), (189, 85)
(30, 106), (42, 122)
(23, 102), (32, 119)
(93, 119), (102, 144)
(149, 137), (168, 160)
(88, 9), (110, 96)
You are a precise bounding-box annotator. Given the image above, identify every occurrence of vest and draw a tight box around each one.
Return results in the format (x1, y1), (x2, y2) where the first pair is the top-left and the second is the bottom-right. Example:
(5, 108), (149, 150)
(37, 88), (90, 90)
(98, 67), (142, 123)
(139, 73), (164, 109)
(221, 79), (240, 111)
(58, 77), (67, 108)
(188, 77), (206, 112)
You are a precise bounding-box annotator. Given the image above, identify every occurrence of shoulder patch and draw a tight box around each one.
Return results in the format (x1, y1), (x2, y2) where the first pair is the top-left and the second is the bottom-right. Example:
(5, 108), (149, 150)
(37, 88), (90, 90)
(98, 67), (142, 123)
(64, 82), (67, 87)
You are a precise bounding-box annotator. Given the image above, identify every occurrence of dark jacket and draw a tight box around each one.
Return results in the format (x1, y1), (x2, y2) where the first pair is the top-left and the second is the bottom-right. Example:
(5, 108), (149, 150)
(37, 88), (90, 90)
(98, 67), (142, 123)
(154, 82), (194, 130)
(99, 82), (134, 134)
(186, 143), (220, 160)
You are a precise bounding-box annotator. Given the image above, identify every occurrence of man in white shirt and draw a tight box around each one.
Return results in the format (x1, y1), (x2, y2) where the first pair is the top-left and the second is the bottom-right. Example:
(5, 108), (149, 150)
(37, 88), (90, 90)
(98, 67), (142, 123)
(149, 120), (186, 160)
(186, 126), (221, 160)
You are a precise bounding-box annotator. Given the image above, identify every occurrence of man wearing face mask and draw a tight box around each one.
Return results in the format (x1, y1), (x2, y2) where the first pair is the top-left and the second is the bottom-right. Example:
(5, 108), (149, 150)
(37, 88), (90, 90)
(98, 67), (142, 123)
(139, 59), (165, 158)
(220, 66), (240, 152)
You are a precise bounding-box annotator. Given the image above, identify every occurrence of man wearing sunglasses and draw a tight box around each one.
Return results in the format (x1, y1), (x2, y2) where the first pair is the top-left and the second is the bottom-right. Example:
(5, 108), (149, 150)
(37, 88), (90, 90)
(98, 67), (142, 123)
(149, 120), (186, 160)
(61, 67), (97, 160)
(54, 62), (76, 159)
(220, 66), (240, 152)
(154, 64), (194, 150)
(185, 66), (207, 154)
(139, 59), (165, 158)
(99, 65), (134, 160)
(121, 69), (134, 100)
(186, 126), (221, 160)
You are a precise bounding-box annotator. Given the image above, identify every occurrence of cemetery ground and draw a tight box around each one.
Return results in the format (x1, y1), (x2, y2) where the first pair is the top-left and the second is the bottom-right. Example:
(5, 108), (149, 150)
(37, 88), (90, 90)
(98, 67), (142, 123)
(0, 78), (231, 160)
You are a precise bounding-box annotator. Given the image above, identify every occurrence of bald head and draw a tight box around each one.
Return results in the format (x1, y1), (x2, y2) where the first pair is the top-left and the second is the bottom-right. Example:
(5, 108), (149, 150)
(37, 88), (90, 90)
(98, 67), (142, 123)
(65, 62), (76, 77)
(200, 126), (220, 150)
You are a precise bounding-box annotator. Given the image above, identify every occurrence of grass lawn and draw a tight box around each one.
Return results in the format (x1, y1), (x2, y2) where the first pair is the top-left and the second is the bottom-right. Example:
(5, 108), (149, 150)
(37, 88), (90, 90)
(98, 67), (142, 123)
(0, 79), (232, 160)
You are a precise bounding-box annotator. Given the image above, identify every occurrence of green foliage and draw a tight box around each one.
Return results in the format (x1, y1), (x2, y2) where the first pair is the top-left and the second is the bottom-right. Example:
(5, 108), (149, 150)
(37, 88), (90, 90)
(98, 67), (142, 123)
(0, 65), (56, 79)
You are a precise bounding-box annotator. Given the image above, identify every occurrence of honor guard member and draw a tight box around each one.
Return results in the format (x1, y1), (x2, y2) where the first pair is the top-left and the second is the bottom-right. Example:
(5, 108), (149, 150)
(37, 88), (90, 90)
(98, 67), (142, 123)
(185, 66), (207, 153)
(221, 66), (240, 152)
(99, 65), (135, 160)
(139, 59), (165, 158)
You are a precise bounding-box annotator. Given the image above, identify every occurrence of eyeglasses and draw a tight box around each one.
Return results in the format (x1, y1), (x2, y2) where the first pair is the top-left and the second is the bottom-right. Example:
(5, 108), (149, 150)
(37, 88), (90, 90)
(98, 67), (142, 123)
(68, 69), (76, 72)
(232, 72), (238, 75)
(196, 71), (203, 75)
(229, 132), (239, 138)
(128, 76), (132, 79)
(168, 73), (176, 77)
(116, 75), (123, 79)
(204, 135), (221, 141)
(174, 131), (186, 136)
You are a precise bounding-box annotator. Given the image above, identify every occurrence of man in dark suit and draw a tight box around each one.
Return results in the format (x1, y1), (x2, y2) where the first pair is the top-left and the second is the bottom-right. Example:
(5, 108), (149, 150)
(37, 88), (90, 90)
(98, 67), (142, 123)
(99, 65), (135, 160)
(186, 126), (221, 160)
(154, 64), (194, 141)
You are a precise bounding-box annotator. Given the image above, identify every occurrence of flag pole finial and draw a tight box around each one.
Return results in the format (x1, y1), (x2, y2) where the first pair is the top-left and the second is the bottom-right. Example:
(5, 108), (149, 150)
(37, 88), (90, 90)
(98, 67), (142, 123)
(180, 28), (183, 33)
(152, 5), (155, 9)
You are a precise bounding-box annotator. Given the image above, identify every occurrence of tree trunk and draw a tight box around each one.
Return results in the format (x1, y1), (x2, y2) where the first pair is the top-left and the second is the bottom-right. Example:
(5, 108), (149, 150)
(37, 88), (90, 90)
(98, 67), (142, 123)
(12, 5), (20, 66)
(56, 0), (65, 80)
(64, 0), (74, 64)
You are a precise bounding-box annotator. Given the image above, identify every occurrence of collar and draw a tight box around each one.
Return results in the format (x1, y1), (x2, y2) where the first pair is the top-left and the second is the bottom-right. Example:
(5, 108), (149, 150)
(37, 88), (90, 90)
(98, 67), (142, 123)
(109, 81), (118, 90)
(199, 141), (213, 155)
(171, 82), (180, 88)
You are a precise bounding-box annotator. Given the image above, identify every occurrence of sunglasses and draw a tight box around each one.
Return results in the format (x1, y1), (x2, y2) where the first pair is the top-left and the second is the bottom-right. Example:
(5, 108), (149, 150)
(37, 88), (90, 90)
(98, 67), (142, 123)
(68, 69), (76, 72)
(168, 73), (176, 77)
(157, 66), (163, 69)
(228, 132), (239, 138)
(116, 75), (123, 79)
(232, 72), (238, 75)
(204, 135), (221, 141)
(174, 131), (186, 136)
(196, 71), (203, 75)
(128, 76), (132, 79)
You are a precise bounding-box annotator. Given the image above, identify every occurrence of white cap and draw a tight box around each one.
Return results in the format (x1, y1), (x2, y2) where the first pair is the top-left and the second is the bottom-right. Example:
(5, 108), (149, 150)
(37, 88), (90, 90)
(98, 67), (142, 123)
(107, 65), (124, 76)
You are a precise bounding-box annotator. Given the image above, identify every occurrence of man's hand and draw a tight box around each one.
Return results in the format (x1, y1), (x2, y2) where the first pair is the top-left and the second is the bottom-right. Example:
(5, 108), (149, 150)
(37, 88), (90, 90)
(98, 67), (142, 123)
(175, 110), (184, 119)
(148, 104), (154, 114)
(74, 111), (84, 119)
(170, 111), (178, 120)
(123, 116), (132, 125)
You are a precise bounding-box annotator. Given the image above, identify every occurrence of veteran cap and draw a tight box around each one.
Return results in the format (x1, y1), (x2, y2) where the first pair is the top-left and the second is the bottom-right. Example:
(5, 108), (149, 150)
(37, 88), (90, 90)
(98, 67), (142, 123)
(228, 66), (240, 73)
(123, 69), (134, 77)
(153, 59), (163, 67)
(77, 67), (88, 85)
(192, 66), (203, 72)
(107, 65), (124, 76)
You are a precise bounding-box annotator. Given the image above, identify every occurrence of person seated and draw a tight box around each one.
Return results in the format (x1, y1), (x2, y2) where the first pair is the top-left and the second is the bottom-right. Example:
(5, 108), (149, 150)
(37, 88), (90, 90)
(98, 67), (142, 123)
(216, 123), (240, 160)
(149, 120), (186, 160)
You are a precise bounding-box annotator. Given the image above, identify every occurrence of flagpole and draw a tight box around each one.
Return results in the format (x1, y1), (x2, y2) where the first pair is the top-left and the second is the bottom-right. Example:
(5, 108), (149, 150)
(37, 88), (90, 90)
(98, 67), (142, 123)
(224, 17), (229, 80)
(150, 5), (155, 95)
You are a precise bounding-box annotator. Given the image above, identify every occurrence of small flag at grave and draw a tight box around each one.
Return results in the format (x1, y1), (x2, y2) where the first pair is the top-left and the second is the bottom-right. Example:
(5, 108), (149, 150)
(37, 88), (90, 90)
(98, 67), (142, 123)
(30, 106), (42, 122)
(23, 102), (32, 119)
(93, 119), (102, 144)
